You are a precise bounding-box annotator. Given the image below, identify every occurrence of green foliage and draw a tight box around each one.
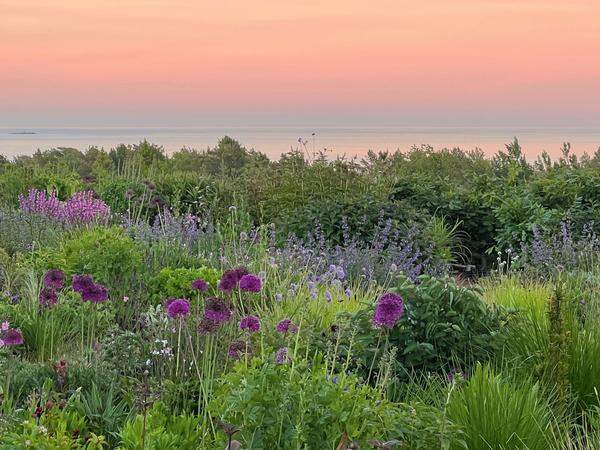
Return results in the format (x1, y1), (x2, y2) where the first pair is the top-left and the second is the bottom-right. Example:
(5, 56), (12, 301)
(40, 226), (144, 293)
(118, 402), (203, 450)
(447, 364), (553, 450)
(209, 358), (459, 449)
(341, 275), (506, 378)
(149, 266), (220, 303)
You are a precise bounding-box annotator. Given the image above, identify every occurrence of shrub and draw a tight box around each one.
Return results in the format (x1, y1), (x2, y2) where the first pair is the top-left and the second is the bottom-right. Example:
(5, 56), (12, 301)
(149, 267), (220, 303)
(209, 358), (461, 449)
(39, 226), (144, 294)
(339, 275), (507, 379)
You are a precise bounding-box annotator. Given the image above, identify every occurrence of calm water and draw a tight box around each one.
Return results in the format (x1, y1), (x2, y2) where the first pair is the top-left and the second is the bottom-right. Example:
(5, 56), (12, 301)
(1, 127), (600, 160)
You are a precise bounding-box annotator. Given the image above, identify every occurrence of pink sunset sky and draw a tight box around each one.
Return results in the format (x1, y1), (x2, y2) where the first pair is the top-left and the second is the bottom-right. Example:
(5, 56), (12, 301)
(1, 0), (600, 127)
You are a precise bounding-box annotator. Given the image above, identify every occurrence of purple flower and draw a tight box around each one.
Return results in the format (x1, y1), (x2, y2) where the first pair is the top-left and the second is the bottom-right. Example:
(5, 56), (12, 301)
(43, 269), (65, 290)
(197, 317), (221, 335)
(204, 297), (233, 324)
(1, 328), (24, 346)
(373, 292), (404, 328)
(239, 274), (262, 293)
(166, 298), (190, 319)
(218, 267), (248, 292)
(39, 287), (58, 307)
(82, 283), (109, 303)
(72, 274), (94, 293)
(239, 315), (261, 333)
(191, 278), (209, 292)
(227, 340), (249, 360)
(276, 319), (298, 334)
(275, 347), (290, 364)
(325, 291), (332, 302)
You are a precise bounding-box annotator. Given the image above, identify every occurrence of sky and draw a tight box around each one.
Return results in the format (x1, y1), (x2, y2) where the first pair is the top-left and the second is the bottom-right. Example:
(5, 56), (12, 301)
(1, 0), (600, 127)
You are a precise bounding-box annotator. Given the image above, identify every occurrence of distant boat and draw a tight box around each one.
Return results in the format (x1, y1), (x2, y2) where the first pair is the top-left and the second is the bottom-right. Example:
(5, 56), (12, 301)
(9, 131), (36, 135)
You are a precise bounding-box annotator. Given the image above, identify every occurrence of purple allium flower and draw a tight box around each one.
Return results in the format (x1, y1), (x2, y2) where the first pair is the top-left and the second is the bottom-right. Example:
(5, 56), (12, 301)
(82, 283), (109, 303)
(239, 315), (261, 332)
(275, 347), (290, 364)
(43, 269), (65, 290)
(191, 278), (209, 292)
(373, 292), (404, 328)
(204, 297), (232, 324)
(218, 269), (239, 292)
(239, 274), (262, 293)
(276, 318), (298, 334)
(197, 317), (221, 335)
(72, 274), (94, 293)
(1, 328), (24, 346)
(166, 298), (190, 319)
(39, 287), (58, 307)
(227, 340), (249, 360)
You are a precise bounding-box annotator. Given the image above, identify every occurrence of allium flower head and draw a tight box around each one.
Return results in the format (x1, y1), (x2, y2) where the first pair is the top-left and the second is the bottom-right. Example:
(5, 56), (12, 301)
(191, 278), (209, 292)
(82, 283), (109, 303)
(43, 269), (65, 290)
(227, 340), (249, 359)
(276, 318), (298, 334)
(1, 328), (24, 346)
(373, 292), (404, 329)
(72, 274), (94, 293)
(166, 298), (190, 319)
(39, 287), (59, 307)
(239, 274), (262, 292)
(275, 347), (291, 364)
(204, 297), (232, 324)
(198, 317), (221, 335)
(239, 315), (261, 332)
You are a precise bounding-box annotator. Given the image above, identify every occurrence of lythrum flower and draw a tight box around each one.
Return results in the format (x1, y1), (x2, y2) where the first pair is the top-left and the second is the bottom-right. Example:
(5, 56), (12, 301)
(239, 315), (261, 332)
(43, 269), (65, 290)
(373, 292), (404, 328)
(239, 274), (262, 292)
(166, 298), (190, 319)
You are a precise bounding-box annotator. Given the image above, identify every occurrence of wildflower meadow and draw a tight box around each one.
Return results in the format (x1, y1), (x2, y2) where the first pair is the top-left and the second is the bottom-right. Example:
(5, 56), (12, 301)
(1, 138), (600, 449)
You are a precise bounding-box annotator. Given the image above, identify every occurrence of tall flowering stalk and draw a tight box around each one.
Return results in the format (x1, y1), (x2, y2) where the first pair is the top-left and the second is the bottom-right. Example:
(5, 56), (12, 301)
(19, 189), (110, 227)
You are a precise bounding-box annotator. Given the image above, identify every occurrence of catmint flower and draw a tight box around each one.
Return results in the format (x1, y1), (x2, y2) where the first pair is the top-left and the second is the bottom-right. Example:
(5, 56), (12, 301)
(43, 269), (65, 290)
(373, 292), (404, 328)
(276, 319), (298, 334)
(325, 291), (332, 303)
(239, 315), (261, 332)
(389, 263), (398, 273)
(191, 278), (209, 292)
(166, 298), (190, 318)
(39, 287), (58, 307)
(239, 274), (262, 292)
(344, 288), (353, 297)
(275, 293), (283, 302)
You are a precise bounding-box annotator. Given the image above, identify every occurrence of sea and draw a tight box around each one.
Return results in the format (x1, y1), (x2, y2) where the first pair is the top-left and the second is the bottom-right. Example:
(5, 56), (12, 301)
(1, 126), (600, 160)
